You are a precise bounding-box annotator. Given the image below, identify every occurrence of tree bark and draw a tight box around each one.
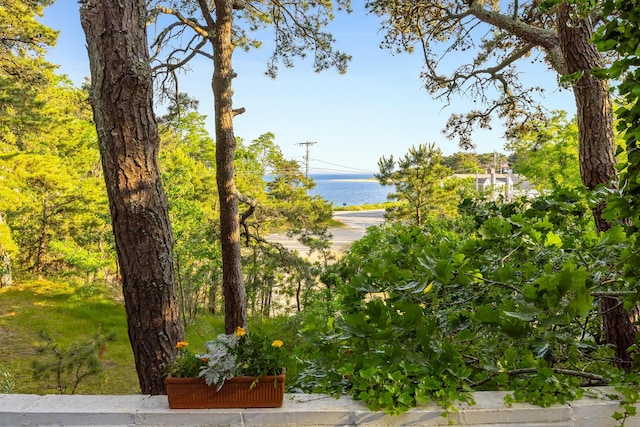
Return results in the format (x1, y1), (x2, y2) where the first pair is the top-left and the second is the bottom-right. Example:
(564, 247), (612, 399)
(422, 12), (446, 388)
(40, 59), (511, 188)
(79, 0), (184, 394)
(601, 297), (638, 369)
(469, 2), (568, 75)
(556, 2), (636, 368)
(212, 0), (247, 333)
(556, 3), (616, 232)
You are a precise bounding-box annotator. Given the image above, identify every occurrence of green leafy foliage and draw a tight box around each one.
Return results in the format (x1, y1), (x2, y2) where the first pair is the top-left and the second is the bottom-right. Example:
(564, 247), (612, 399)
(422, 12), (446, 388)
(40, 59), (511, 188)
(233, 330), (287, 378)
(159, 109), (222, 322)
(596, 0), (640, 294)
(0, 218), (16, 286)
(292, 189), (634, 414)
(505, 111), (583, 191)
(167, 341), (207, 378)
(594, 1), (640, 421)
(0, 219), (17, 256)
(0, 0), (59, 143)
(0, 75), (110, 280)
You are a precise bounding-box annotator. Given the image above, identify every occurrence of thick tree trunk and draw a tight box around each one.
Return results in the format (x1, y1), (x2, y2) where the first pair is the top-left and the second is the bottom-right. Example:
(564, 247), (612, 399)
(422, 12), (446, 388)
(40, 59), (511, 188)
(601, 297), (638, 369)
(556, 3), (616, 231)
(213, 0), (247, 334)
(79, 0), (184, 394)
(556, 2), (636, 368)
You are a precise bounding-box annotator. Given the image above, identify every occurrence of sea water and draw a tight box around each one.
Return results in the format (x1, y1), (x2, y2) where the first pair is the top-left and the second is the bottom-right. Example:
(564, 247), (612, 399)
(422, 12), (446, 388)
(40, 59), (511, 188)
(308, 173), (390, 206)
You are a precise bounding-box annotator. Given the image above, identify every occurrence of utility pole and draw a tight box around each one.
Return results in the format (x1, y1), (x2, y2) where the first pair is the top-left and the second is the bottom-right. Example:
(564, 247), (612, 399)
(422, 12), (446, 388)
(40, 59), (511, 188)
(296, 141), (317, 178)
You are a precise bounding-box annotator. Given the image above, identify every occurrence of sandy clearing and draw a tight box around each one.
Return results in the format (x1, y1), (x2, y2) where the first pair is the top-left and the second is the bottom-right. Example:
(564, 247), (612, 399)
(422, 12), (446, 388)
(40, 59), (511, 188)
(266, 209), (385, 254)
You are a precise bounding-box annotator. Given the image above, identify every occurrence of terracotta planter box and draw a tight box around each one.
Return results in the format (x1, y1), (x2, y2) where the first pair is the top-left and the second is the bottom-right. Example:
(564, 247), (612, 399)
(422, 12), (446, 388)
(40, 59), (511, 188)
(165, 374), (285, 409)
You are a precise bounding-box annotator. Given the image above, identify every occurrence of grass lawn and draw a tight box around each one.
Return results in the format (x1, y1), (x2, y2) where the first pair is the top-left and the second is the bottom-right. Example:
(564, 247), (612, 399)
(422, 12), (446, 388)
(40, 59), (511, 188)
(0, 279), (138, 394)
(0, 279), (297, 395)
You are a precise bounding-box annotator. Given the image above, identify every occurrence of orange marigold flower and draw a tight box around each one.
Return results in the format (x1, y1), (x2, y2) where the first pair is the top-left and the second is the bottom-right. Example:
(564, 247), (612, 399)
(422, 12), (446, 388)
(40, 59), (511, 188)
(235, 326), (246, 337)
(175, 341), (188, 350)
(200, 357), (210, 363)
(271, 339), (283, 348)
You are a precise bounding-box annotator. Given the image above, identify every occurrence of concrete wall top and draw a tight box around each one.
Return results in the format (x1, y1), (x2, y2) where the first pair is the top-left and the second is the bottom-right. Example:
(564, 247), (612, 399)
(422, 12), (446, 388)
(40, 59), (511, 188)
(0, 388), (637, 426)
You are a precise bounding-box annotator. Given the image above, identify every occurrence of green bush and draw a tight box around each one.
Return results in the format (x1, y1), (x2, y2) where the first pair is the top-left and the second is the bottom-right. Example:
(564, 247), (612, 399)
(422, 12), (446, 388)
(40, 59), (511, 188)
(292, 189), (635, 414)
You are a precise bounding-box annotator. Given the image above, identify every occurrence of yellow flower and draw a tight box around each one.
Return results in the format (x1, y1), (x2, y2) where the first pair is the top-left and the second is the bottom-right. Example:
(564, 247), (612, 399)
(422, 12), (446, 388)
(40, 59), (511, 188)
(271, 339), (283, 348)
(235, 326), (246, 337)
(175, 341), (188, 350)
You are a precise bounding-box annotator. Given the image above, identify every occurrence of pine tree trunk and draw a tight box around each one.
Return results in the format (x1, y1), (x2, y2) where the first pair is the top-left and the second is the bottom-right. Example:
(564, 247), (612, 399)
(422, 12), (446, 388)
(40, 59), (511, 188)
(601, 297), (638, 369)
(213, 0), (247, 334)
(557, 2), (637, 368)
(556, 3), (616, 230)
(79, 0), (184, 394)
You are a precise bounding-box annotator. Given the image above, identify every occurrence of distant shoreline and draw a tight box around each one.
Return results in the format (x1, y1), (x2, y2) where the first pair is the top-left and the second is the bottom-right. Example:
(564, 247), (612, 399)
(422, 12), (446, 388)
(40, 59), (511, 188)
(325, 178), (378, 183)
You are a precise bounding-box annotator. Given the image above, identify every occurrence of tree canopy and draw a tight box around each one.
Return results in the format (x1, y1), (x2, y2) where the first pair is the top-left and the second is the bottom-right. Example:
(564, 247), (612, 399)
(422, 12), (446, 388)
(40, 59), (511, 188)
(376, 143), (462, 226)
(0, 0), (59, 145)
(365, 0), (616, 233)
(505, 111), (582, 191)
(364, 0), (594, 145)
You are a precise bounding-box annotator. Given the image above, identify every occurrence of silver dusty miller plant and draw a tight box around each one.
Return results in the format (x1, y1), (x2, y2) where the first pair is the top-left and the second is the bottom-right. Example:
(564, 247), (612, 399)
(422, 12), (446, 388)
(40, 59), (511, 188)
(198, 333), (240, 390)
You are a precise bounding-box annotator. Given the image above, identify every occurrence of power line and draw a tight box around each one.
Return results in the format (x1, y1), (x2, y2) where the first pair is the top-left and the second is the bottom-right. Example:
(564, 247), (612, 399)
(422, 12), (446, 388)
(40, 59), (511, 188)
(296, 141), (317, 178)
(309, 158), (377, 174)
(233, 158), (377, 177)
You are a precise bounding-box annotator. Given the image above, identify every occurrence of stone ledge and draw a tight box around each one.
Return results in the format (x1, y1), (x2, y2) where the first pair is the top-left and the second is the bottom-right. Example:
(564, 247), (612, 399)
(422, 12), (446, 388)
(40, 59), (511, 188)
(0, 388), (637, 426)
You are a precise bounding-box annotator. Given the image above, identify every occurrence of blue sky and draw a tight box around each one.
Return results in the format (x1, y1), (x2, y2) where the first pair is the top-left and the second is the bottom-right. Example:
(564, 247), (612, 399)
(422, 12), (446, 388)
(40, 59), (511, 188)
(41, 0), (576, 174)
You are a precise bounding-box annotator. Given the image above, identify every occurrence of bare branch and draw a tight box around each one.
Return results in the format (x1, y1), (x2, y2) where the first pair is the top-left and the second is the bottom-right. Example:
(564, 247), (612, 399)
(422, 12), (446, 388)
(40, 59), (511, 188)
(155, 5), (209, 38)
(469, 367), (609, 388)
(367, 0), (573, 148)
(195, 0), (216, 33)
(151, 37), (208, 73)
(592, 291), (637, 298)
(149, 21), (186, 62)
(444, 42), (533, 98)
(467, 0), (567, 74)
(238, 192), (257, 246)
